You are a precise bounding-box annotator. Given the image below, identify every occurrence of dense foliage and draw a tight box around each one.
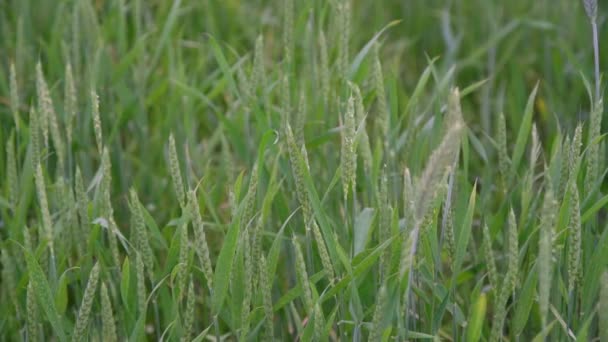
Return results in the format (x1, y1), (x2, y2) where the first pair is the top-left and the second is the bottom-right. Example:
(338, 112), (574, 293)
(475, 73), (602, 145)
(1, 0), (608, 340)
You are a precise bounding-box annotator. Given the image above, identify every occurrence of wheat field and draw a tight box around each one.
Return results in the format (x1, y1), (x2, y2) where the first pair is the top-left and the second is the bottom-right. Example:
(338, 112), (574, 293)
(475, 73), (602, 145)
(1, 0), (608, 341)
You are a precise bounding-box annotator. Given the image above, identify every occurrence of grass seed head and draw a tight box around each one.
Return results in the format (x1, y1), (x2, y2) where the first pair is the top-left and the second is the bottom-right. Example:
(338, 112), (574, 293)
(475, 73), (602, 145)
(168, 133), (186, 209)
(188, 189), (214, 289)
(91, 90), (103, 155)
(71, 262), (100, 342)
(567, 183), (582, 293)
(9, 62), (19, 131)
(65, 62), (77, 147)
(100, 282), (117, 342)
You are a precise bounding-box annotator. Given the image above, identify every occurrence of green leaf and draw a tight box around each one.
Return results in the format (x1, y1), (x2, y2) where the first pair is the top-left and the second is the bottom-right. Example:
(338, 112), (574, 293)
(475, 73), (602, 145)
(510, 82), (539, 176)
(212, 212), (243, 313)
(354, 208), (375, 256)
(512, 263), (539, 335)
(208, 35), (239, 99)
(454, 183), (477, 275)
(348, 20), (402, 78)
(465, 292), (487, 342)
(121, 257), (132, 314)
(55, 269), (71, 315)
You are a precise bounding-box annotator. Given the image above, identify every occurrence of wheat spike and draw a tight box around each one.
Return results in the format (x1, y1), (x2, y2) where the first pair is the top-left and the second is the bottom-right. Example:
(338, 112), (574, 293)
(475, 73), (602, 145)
(74, 166), (88, 257)
(6, 131), (19, 210)
(336, 0), (351, 80)
(26, 282), (40, 342)
(91, 90), (103, 155)
(497, 112), (508, 186)
(71, 262), (100, 342)
(569, 124), (583, 180)
(313, 302), (325, 341)
(311, 220), (335, 282)
(293, 237), (314, 315)
(100, 147), (114, 218)
(9, 62), (20, 131)
(100, 282), (117, 342)
(585, 99), (603, 197)
(29, 106), (41, 167)
(136, 253), (147, 316)
(65, 62), (77, 148)
(319, 31), (330, 109)
(482, 224), (498, 291)
(373, 44), (389, 140)
(176, 222), (189, 298)
(349, 82), (373, 173)
(538, 181), (557, 329)
(240, 231), (253, 340)
(600, 270), (608, 342)
(567, 183), (582, 294)
(294, 90), (307, 147)
(188, 189), (214, 289)
(583, 0), (598, 22)
(341, 95), (356, 201)
(168, 133), (186, 209)
(369, 283), (388, 341)
(243, 163), (259, 229)
(260, 255), (274, 340)
(415, 90), (464, 221)
(378, 169), (391, 279)
(181, 278), (195, 342)
(252, 35), (266, 93)
(35, 163), (54, 259)
(283, 0), (294, 71)
(129, 189), (154, 272)
(285, 123), (312, 222)
(37, 62), (66, 174)
(35, 62), (50, 150)
(490, 209), (518, 341)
